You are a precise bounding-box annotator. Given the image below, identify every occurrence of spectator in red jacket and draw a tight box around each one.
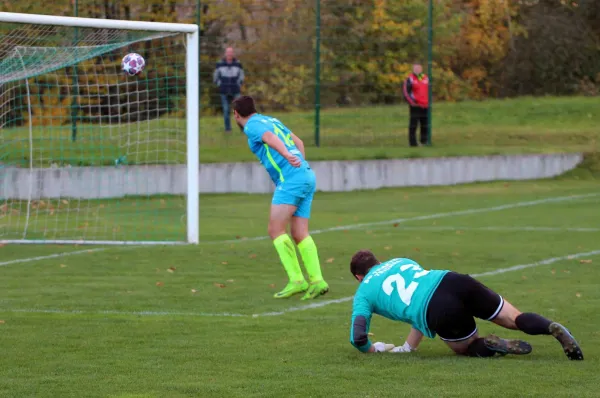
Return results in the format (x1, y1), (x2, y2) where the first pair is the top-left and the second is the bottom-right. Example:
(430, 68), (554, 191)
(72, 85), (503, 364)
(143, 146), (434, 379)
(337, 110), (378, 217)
(402, 64), (430, 147)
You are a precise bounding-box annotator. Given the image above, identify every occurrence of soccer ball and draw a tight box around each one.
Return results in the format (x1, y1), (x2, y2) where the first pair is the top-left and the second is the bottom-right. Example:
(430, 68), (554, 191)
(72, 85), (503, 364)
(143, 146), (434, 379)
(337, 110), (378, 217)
(121, 53), (145, 76)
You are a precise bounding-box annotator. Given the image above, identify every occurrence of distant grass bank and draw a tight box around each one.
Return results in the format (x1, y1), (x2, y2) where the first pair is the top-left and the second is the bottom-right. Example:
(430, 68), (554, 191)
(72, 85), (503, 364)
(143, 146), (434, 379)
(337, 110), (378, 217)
(1, 96), (598, 166)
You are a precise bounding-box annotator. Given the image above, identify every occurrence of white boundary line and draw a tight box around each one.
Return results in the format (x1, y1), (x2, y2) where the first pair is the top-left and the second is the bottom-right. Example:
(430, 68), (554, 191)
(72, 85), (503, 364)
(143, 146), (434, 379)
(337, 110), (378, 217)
(201, 192), (600, 245)
(369, 226), (600, 233)
(2, 249), (599, 318)
(0, 248), (107, 267)
(1, 192), (597, 268)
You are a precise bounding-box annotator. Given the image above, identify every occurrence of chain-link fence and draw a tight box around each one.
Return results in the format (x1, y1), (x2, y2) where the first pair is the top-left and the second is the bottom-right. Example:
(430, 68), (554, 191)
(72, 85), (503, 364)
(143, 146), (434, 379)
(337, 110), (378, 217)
(4, 0), (600, 151)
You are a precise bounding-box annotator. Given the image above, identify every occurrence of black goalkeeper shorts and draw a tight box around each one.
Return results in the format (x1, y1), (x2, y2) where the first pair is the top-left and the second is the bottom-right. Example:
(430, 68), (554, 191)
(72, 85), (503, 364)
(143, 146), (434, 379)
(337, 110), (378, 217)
(425, 271), (504, 342)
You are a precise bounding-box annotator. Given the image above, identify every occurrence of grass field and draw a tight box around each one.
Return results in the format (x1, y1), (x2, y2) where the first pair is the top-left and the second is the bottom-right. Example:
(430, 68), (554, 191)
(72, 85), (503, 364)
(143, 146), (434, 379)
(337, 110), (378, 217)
(2, 96), (599, 166)
(1, 172), (600, 397)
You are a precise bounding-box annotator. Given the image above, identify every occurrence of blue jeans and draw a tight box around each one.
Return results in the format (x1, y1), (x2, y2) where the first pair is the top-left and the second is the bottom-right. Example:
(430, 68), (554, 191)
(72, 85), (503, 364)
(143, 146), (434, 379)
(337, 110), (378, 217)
(220, 93), (241, 131)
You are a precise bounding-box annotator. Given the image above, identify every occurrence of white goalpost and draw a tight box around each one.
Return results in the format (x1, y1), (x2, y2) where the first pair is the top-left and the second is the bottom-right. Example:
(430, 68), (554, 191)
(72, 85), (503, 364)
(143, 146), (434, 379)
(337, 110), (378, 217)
(0, 12), (199, 245)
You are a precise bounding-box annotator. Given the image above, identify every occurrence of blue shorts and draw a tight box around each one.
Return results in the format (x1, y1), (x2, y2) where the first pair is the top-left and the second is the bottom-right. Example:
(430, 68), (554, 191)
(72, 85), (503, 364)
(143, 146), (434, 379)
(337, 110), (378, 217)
(272, 170), (316, 219)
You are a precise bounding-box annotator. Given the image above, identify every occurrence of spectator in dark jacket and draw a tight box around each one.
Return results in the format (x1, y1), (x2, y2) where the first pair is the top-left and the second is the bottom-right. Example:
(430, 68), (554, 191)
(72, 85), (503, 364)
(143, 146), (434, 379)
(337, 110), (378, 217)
(213, 47), (245, 132)
(402, 64), (429, 147)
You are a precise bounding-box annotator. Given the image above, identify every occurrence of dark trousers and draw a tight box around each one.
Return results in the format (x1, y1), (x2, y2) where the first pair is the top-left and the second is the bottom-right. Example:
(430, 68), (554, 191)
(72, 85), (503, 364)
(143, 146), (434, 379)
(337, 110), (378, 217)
(220, 93), (241, 131)
(409, 106), (429, 146)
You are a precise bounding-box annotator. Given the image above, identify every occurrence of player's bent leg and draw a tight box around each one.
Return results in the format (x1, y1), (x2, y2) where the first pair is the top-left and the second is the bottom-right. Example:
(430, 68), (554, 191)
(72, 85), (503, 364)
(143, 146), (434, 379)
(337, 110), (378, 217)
(269, 204), (308, 298)
(489, 296), (583, 360)
(291, 183), (329, 301)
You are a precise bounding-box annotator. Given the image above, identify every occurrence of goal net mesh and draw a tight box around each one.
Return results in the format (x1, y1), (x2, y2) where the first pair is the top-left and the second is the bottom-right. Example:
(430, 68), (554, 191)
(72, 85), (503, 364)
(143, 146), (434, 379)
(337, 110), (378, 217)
(0, 21), (190, 243)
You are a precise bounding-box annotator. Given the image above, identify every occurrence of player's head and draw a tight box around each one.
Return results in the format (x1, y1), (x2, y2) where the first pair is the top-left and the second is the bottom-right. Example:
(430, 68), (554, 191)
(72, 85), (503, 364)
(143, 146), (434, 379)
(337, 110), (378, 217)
(350, 249), (381, 282)
(413, 64), (423, 75)
(232, 95), (257, 130)
(225, 47), (235, 62)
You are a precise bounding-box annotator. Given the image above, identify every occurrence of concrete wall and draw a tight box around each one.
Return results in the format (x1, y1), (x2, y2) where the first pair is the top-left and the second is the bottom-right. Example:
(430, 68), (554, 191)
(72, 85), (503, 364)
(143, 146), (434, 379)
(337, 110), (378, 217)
(0, 153), (583, 199)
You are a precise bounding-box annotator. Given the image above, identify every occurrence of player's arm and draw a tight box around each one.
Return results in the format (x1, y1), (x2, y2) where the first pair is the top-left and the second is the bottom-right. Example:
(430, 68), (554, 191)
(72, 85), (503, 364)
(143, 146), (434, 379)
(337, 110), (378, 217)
(290, 133), (305, 159)
(406, 327), (424, 349)
(403, 78), (417, 106)
(349, 296), (393, 353)
(261, 131), (301, 167)
(391, 327), (423, 353)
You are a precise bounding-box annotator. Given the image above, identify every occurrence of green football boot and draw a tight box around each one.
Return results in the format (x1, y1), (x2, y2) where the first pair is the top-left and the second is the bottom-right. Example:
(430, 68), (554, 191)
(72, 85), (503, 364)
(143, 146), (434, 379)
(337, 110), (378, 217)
(273, 280), (309, 299)
(301, 280), (329, 300)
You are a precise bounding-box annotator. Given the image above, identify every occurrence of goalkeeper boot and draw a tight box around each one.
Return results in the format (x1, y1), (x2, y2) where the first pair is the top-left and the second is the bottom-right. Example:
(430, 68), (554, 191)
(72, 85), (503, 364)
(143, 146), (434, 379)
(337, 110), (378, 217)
(483, 334), (532, 356)
(273, 280), (309, 299)
(301, 280), (329, 301)
(549, 322), (584, 360)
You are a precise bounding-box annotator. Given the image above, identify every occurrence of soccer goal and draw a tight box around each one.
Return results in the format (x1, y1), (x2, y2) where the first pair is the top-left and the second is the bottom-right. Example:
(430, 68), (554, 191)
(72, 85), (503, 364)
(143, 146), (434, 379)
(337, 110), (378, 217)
(0, 12), (199, 245)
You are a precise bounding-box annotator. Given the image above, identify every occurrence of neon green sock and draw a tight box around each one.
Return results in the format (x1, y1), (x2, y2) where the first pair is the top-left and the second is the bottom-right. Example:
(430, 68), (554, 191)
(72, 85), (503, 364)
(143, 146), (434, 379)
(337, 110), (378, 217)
(298, 236), (324, 282)
(273, 234), (305, 282)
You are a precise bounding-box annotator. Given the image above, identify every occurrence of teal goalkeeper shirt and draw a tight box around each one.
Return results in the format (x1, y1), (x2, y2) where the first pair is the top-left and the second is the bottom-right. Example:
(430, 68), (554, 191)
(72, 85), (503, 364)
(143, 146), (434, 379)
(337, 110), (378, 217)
(349, 258), (449, 352)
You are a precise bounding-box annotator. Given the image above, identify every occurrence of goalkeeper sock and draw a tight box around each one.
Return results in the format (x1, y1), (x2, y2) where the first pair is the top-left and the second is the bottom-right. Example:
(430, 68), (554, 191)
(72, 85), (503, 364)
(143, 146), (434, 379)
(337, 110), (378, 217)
(273, 234), (305, 282)
(298, 236), (324, 282)
(515, 313), (552, 335)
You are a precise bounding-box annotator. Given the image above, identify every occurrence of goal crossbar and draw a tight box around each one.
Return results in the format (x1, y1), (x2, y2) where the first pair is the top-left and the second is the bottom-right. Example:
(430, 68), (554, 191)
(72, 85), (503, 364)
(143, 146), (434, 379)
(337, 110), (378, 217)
(0, 12), (198, 33)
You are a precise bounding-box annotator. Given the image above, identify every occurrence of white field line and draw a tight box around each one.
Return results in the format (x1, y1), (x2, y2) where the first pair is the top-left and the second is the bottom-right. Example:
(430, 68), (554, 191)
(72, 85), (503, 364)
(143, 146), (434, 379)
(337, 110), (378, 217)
(201, 192), (600, 245)
(0, 248), (107, 267)
(369, 226), (600, 233)
(1, 192), (597, 267)
(255, 249), (600, 317)
(2, 249), (599, 319)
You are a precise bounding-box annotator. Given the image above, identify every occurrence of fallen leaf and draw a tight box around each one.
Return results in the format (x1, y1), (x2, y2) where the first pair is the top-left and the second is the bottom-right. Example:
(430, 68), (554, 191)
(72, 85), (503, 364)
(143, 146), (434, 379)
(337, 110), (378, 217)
(0, 243), (4, 248)
(235, 235), (242, 240)
(579, 259), (592, 264)
(268, 284), (276, 288)
(60, 264), (67, 268)
(221, 261), (228, 265)
(0, 320), (5, 324)
(191, 289), (198, 293)
(156, 281), (164, 287)
(551, 269), (556, 275)
(213, 283), (226, 288)
(563, 270), (571, 274)
(326, 258), (335, 263)
(167, 269), (174, 273)
(226, 279), (235, 283)
(521, 276), (527, 280)
(384, 246), (391, 250)
(392, 223), (399, 228)
(576, 293), (582, 298)
(456, 230), (463, 235)
(414, 248), (421, 252)
(249, 254), (257, 259)
(168, 266), (177, 273)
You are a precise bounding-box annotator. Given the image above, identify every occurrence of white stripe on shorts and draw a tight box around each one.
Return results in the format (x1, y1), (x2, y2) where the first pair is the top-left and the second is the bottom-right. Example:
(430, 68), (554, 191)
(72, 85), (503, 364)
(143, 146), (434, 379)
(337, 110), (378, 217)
(485, 295), (504, 321)
(440, 327), (478, 342)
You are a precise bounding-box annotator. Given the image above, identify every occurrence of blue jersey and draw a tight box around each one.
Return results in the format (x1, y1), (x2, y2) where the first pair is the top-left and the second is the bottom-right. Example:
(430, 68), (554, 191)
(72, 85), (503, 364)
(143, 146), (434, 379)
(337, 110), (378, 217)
(244, 114), (310, 185)
(350, 258), (449, 352)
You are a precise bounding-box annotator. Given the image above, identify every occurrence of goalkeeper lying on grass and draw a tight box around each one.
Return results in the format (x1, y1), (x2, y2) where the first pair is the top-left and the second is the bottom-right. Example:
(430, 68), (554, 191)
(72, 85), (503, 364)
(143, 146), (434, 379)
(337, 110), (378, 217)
(349, 250), (583, 360)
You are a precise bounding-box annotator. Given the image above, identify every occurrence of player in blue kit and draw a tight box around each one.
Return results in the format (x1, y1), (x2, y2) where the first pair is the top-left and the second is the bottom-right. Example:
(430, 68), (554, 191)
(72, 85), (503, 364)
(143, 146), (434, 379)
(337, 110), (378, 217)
(349, 249), (583, 360)
(232, 96), (329, 300)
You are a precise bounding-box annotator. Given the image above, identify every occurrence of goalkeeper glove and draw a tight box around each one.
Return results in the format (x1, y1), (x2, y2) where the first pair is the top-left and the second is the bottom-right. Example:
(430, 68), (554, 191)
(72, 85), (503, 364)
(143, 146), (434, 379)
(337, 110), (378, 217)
(373, 342), (395, 352)
(391, 341), (414, 353)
